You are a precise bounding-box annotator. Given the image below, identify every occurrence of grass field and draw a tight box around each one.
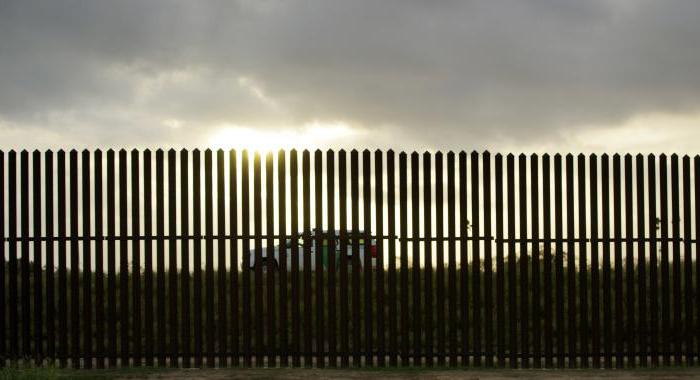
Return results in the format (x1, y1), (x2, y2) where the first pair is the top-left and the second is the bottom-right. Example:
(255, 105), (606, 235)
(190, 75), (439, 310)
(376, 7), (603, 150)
(0, 365), (170, 380)
(4, 367), (700, 380)
(3, 254), (695, 363)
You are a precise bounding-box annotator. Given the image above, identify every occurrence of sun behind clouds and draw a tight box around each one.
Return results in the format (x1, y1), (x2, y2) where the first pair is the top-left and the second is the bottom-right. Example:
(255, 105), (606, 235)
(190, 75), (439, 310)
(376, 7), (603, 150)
(207, 121), (360, 152)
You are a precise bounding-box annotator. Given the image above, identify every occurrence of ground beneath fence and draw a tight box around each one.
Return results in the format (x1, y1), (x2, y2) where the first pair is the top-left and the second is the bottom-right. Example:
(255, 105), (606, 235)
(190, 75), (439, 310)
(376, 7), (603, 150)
(109, 368), (700, 380)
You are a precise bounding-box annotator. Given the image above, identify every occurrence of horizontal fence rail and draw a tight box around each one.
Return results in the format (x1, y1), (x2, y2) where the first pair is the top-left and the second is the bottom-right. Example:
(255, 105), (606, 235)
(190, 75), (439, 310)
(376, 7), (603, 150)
(1, 149), (700, 369)
(2, 236), (697, 243)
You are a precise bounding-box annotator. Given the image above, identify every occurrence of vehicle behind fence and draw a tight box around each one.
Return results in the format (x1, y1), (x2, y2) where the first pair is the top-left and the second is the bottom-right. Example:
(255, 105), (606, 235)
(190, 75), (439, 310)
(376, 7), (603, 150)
(1, 149), (699, 369)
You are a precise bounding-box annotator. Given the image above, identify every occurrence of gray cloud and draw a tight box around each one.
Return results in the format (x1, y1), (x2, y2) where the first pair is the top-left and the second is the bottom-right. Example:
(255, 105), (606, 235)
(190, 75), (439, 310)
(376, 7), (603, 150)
(1, 0), (700, 151)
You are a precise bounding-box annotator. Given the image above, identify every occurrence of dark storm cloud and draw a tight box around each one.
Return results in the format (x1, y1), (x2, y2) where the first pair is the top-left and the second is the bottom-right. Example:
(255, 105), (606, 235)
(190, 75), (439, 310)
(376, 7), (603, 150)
(1, 0), (700, 149)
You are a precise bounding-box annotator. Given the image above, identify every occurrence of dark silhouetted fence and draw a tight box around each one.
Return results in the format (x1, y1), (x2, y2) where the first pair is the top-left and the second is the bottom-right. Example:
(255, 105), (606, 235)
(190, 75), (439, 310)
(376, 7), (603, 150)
(0, 149), (698, 368)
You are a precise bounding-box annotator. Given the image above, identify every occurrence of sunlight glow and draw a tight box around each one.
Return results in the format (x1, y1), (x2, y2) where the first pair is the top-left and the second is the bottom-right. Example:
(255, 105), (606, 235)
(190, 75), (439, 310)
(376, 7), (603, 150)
(567, 111), (700, 153)
(207, 122), (358, 152)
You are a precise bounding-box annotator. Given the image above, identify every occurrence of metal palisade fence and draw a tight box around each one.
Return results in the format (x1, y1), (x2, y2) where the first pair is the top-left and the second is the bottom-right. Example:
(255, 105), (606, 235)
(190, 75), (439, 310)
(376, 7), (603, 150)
(0, 149), (699, 368)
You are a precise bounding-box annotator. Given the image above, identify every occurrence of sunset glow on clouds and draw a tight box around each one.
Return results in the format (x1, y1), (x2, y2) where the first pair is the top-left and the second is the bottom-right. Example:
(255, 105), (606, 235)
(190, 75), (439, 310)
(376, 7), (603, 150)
(1, 0), (700, 153)
(207, 122), (362, 152)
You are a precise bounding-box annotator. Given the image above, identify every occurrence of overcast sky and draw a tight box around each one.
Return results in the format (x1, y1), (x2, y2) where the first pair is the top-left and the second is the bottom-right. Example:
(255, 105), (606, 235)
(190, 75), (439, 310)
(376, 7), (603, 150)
(2, 0), (700, 153)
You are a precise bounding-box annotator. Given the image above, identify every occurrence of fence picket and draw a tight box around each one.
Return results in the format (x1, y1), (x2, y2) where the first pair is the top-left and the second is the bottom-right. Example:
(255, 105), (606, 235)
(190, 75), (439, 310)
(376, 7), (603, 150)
(472, 152), (482, 367)
(218, 150), (228, 366)
(327, 150), (337, 367)
(670, 155), (681, 365)
(613, 154), (624, 368)
(205, 150), (216, 368)
(423, 152), (433, 367)
(435, 152), (445, 367)
(518, 154), (528, 369)
(374, 150), (385, 367)
(239, 151), (250, 367)
(338, 150), (349, 367)
(399, 152), (409, 367)
(193, 150), (204, 368)
(302, 150), (312, 367)
(33, 151), (43, 364)
(278, 150), (287, 367)
(179, 150), (189, 367)
(495, 154), (505, 368)
(694, 156), (700, 365)
(82, 150), (92, 368)
(315, 150), (324, 368)
(590, 155), (600, 368)
(105, 150), (115, 367)
(624, 155), (635, 368)
(682, 156), (692, 366)
(230, 150), (239, 367)
(45, 151), (56, 363)
(577, 154), (588, 368)
(565, 154), (576, 369)
(542, 154), (553, 367)
(638, 155), (648, 368)
(70, 150), (80, 368)
(459, 152), (469, 366)
(155, 150), (166, 367)
(363, 150), (373, 367)
(554, 154), (564, 368)
(143, 149), (154, 367)
(447, 152), (457, 367)
(483, 152), (493, 368)
(602, 155), (612, 368)
(0, 150), (4, 368)
(386, 150), (398, 367)
(350, 150), (361, 367)
(266, 152), (275, 366)
(289, 150), (300, 367)
(21, 151), (31, 362)
(131, 150), (141, 367)
(338, 150), (349, 368)
(506, 154), (516, 368)
(168, 150), (179, 367)
(253, 152), (264, 368)
(119, 149), (130, 367)
(531, 154), (540, 368)
(412, 152), (422, 366)
(649, 154), (658, 367)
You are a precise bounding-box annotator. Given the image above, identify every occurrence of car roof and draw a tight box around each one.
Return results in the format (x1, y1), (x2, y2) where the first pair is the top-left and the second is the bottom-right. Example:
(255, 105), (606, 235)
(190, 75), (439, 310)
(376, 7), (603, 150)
(310, 229), (367, 234)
